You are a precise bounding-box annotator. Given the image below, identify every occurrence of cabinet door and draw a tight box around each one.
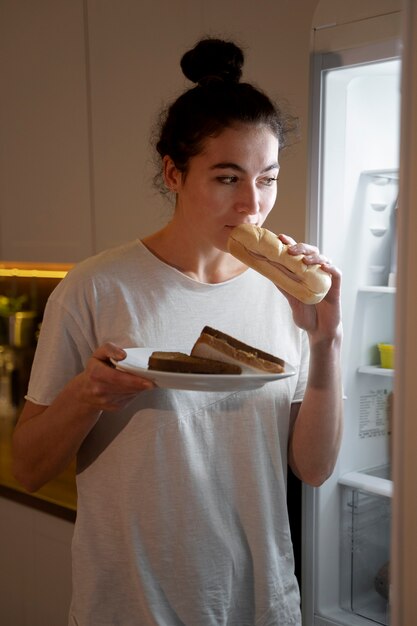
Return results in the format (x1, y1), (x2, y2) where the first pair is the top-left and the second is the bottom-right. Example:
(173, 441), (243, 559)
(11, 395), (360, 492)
(0, 496), (73, 626)
(0, 0), (93, 263)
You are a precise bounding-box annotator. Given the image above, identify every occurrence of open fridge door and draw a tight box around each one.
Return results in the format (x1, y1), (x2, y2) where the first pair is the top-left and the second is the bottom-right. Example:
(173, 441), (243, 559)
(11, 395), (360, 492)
(390, 0), (417, 624)
(303, 12), (402, 626)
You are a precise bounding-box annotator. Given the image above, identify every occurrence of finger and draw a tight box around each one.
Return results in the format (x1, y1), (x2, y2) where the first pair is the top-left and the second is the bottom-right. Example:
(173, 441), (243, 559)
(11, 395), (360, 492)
(87, 352), (155, 392)
(278, 234), (321, 258)
(101, 364), (156, 391)
(278, 233), (297, 246)
(85, 370), (156, 410)
(117, 370), (156, 391)
(316, 260), (342, 281)
(302, 253), (331, 266)
(92, 342), (126, 363)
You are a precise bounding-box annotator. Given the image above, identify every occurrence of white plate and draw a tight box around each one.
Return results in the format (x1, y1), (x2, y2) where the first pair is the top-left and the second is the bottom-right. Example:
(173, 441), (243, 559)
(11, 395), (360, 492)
(111, 347), (296, 392)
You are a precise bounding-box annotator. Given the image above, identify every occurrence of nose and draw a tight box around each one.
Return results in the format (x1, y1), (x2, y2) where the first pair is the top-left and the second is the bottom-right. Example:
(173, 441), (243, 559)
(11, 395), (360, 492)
(234, 182), (260, 216)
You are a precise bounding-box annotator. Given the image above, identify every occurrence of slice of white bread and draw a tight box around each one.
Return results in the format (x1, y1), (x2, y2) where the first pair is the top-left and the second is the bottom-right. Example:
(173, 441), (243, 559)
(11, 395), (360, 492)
(191, 326), (285, 374)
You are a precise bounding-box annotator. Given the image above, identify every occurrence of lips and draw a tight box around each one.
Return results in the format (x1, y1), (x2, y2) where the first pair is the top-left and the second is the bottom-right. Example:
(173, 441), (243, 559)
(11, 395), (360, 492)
(226, 222), (259, 229)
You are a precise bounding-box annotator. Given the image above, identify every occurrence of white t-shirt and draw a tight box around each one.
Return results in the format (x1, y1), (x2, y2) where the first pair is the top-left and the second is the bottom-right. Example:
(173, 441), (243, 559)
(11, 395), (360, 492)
(27, 240), (309, 626)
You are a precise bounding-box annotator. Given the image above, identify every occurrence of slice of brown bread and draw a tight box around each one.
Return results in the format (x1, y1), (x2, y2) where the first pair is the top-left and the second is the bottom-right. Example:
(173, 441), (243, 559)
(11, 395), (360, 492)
(148, 351), (242, 374)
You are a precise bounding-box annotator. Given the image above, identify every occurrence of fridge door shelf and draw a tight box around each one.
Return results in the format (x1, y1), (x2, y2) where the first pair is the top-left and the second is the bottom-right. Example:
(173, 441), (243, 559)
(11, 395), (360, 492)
(357, 366), (394, 377)
(339, 469), (393, 499)
(362, 168), (399, 183)
(358, 286), (395, 295)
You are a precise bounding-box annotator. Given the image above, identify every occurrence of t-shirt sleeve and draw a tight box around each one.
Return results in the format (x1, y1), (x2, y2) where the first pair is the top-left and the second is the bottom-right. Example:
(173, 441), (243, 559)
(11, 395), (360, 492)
(26, 297), (95, 406)
(292, 330), (309, 404)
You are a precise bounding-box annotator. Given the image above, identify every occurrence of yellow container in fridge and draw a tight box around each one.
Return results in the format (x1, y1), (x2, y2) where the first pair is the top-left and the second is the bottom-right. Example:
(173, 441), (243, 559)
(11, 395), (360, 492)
(378, 343), (394, 369)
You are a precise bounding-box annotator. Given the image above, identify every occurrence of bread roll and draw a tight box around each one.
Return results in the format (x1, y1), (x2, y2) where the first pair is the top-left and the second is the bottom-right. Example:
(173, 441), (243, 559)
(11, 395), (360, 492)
(228, 224), (331, 305)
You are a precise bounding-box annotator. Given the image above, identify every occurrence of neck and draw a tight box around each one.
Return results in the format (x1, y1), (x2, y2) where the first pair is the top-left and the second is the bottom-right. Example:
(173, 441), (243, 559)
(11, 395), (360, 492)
(142, 223), (246, 284)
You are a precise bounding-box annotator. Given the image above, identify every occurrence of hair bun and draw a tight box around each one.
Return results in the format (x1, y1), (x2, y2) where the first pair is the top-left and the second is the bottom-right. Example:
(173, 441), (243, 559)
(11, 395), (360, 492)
(180, 38), (244, 85)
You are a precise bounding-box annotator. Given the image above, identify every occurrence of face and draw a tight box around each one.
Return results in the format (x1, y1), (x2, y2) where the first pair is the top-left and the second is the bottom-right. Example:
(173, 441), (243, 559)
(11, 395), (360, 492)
(164, 123), (280, 251)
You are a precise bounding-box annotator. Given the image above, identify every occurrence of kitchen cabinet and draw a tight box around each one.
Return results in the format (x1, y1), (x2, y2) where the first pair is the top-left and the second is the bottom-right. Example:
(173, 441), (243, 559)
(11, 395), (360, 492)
(0, 405), (76, 625)
(0, 495), (73, 626)
(0, 0), (201, 262)
(0, 0), (93, 263)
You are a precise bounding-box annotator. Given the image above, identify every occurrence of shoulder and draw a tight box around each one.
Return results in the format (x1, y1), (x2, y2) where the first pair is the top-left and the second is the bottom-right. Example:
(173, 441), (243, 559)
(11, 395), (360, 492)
(71, 239), (143, 279)
(50, 240), (144, 301)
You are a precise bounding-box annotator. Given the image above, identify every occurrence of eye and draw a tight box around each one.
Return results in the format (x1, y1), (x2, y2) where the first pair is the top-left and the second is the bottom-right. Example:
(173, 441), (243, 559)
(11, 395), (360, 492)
(260, 177), (278, 187)
(217, 175), (239, 185)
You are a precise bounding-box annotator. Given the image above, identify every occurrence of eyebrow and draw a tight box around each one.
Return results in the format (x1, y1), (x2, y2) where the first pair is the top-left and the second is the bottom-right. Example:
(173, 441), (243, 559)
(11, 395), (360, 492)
(210, 162), (280, 173)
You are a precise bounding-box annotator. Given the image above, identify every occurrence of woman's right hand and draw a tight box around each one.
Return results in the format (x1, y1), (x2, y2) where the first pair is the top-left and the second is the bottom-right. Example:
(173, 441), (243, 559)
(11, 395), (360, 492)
(12, 342), (155, 492)
(73, 342), (156, 412)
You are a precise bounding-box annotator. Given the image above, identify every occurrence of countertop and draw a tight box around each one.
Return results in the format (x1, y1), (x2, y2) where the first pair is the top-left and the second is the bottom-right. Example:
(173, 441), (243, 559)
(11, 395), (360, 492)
(0, 415), (77, 520)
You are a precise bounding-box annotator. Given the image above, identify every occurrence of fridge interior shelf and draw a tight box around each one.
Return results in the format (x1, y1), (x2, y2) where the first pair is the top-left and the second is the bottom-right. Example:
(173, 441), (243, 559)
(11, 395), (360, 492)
(358, 287), (395, 295)
(357, 366), (394, 377)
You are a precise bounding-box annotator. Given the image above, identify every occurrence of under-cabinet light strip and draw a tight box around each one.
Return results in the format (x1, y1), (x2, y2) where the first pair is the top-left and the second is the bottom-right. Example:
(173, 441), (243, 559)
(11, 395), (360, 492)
(0, 268), (69, 278)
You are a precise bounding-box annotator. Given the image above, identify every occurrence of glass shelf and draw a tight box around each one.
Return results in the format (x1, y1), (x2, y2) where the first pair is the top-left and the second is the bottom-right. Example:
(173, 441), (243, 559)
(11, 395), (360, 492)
(357, 366), (394, 377)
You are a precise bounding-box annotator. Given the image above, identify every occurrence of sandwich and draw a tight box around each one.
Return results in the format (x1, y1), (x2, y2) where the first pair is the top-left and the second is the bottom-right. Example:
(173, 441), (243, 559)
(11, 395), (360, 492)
(228, 224), (331, 305)
(190, 326), (285, 374)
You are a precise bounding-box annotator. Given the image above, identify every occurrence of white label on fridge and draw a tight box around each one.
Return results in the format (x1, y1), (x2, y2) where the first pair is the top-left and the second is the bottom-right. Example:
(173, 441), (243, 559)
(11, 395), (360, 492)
(359, 388), (389, 438)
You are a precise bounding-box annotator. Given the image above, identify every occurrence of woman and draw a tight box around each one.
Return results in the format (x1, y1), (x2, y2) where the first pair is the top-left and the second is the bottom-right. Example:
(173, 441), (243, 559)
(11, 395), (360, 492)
(12, 38), (343, 625)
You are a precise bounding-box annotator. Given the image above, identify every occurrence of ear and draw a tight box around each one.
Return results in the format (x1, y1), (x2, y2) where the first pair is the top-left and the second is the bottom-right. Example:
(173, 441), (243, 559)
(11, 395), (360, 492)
(163, 155), (182, 192)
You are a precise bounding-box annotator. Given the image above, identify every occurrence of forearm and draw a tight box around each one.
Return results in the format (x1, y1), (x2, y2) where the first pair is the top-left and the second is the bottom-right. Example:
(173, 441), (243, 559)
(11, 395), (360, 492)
(289, 333), (343, 486)
(12, 376), (101, 492)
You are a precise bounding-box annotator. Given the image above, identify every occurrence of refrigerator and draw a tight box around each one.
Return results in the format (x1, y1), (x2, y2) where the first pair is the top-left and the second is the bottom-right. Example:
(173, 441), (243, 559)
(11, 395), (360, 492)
(301, 5), (417, 625)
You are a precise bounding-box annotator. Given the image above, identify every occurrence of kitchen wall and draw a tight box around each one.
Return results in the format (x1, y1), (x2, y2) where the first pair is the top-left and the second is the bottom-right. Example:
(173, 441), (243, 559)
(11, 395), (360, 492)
(0, 0), (320, 265)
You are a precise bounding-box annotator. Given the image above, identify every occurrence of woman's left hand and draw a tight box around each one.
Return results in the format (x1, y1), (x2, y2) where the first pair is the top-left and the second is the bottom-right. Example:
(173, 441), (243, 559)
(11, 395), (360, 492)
(278, 234), (342, 342)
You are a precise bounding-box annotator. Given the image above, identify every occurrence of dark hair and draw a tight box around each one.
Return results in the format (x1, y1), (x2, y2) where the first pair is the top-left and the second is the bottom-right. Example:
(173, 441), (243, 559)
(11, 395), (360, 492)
(153, 38), (297, 194)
